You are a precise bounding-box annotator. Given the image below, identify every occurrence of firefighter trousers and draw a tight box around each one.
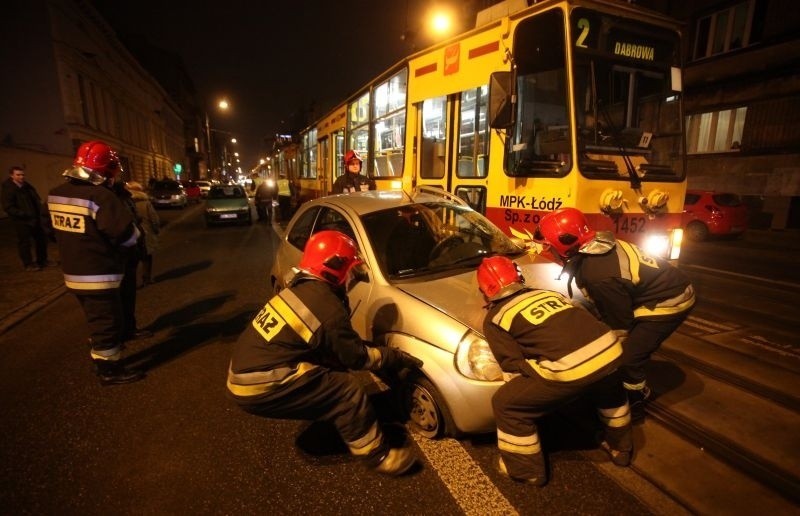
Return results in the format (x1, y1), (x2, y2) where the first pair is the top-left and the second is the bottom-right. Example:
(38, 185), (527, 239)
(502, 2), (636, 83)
(236, 370), (387, 465)
(492, 364), (628, 480)
(621, 313), (691, 386)
(74, 290), (125, 360)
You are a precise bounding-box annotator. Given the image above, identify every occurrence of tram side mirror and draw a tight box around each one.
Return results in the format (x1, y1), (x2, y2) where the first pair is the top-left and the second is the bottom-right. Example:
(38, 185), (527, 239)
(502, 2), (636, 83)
(489, 71), (515, 129)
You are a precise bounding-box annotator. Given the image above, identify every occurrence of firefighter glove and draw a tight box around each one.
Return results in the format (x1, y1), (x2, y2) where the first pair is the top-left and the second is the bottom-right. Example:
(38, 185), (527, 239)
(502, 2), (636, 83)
(380, 348), (423, 371)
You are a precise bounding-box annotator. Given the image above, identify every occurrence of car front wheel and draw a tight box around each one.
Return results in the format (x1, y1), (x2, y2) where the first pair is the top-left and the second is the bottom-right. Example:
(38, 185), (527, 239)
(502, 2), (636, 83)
(686, 220), (709, 241)
(404, 375), (458, 439)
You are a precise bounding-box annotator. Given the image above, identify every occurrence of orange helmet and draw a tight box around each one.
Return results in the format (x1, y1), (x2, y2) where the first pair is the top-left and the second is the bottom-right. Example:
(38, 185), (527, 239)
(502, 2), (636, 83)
(299, 230), (361, 286)
(344, 149), (362, 167)
(535, 208), (596, 258)
(477, 256), (525, 301)
(65, 140), (122, 185)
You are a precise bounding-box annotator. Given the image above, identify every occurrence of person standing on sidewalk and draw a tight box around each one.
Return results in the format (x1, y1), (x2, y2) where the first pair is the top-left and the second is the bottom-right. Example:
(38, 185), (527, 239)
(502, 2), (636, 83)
(126, 181), (159, 286)
(1, 166), (51, 271)
(46, 141), (144, 385)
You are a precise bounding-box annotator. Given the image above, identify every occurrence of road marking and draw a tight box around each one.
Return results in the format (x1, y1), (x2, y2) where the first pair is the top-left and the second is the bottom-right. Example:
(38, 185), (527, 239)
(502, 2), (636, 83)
(686, 315), (736, 332)
(681, 264), (800, 289)
(411, 433), (518, 516)
(683, 319), (725, 333)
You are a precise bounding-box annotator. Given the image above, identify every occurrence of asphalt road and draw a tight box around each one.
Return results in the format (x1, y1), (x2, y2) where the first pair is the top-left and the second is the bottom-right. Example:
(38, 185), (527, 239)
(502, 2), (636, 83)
(1, 204), (664, 515)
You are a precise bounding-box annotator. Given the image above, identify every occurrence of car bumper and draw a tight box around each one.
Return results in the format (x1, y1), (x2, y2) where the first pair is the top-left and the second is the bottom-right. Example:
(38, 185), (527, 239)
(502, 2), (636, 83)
(153, 198), (186, 207)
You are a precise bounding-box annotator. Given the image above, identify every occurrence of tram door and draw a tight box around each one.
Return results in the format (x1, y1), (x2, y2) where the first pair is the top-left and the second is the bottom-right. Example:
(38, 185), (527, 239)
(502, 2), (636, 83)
(416, 86), (490, 213)
(319, 136), (329, 195)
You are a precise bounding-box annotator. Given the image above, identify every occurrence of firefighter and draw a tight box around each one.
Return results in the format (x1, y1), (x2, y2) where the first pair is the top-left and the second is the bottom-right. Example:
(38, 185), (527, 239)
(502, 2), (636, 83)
(46, 140), (144, 385)
(331, 150), (375, 194)
(227, 230), (423, 475)
(535, 208), (695, 420)
(478, 256), (632, 486)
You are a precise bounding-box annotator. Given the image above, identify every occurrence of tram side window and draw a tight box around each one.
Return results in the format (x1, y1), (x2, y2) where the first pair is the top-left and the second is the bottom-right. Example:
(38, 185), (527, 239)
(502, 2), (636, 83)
(348, 92), (370, 174)
(372, 70), (407, 178)
(420, 96), (447, 179)
(507, 9), (571, 177)
(302, 129), (317, 179)
(457, 86), (489, 178)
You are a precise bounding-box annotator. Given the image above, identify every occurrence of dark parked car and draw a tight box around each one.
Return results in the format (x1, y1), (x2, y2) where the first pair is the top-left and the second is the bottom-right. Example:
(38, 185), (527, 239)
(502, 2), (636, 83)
(682, 190), (748, 241)
(150, 180), (187, 209)
(205, 184), (251, 226)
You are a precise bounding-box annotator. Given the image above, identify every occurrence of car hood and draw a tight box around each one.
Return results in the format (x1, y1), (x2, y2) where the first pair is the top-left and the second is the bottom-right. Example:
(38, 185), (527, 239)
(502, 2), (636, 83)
(392, 253), (567, 335)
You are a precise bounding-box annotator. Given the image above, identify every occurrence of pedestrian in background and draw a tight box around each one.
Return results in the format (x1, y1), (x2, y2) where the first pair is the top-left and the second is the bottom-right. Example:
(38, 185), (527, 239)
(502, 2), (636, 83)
(535, 208), (695, 420)
(477, 256), (632, 486)
(1, 166), (52, 271)
(46, 140), (144, 385)
(227, 231), (423, 476)
(112, 178), (152, 342)
(331, 150), (375, 194)
(126, 181), (160, 286)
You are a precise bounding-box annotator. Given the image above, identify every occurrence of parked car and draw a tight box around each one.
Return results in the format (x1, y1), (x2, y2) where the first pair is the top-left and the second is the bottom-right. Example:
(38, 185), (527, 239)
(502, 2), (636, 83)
(181, 181), (202, 203)
(205, 184), (252, 226)
(270, 189), (574, 438)
(683, 190), (748, 241)
(195, 180), (213, 198)
(149, 180), (187, 209)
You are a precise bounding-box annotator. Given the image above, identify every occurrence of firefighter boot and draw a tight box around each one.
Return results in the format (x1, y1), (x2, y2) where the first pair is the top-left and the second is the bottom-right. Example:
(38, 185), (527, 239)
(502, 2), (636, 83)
(625, 384), (651, 422)
(373, 447), (416, 476)
(598, 424), (633, 467)
(498, 454), (547, 486)
(94, 360), (145, 386)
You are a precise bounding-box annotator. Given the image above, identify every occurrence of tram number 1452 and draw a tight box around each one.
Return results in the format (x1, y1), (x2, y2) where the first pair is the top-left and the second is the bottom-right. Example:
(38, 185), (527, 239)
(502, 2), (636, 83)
(614, 216), (647, 234)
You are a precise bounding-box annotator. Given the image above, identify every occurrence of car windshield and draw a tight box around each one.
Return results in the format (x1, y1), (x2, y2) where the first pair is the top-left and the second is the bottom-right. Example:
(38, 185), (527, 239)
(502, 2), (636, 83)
(209, 186), (245, 199)
(361, 202), (524, 278)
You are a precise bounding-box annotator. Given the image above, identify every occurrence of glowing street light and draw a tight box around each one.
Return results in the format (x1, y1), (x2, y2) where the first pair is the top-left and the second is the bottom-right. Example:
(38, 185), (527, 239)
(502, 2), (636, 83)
(430, 10), (453, 36)
(218, 99), (229, 110)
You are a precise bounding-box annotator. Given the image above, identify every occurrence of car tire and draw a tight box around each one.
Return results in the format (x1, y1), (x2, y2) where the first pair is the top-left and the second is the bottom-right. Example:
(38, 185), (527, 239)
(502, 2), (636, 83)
(403, 374), (458, 439)
(686, 220), (709, 241)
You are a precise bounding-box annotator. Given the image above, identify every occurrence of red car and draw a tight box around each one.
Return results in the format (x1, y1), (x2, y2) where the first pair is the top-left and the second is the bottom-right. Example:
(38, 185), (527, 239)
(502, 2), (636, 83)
(181, 181), (202, 203)
(682, 190), (748, 241)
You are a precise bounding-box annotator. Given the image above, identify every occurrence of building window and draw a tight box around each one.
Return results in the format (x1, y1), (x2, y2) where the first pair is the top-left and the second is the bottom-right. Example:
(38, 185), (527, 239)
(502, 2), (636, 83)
(693, 1), (756, 60)
(685, 107), (747, 154)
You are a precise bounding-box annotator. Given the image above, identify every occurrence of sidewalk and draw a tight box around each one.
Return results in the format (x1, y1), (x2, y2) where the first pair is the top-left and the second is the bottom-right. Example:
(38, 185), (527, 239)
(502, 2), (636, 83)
(0, 215), (797, 336)
(0, 217), (66, 335)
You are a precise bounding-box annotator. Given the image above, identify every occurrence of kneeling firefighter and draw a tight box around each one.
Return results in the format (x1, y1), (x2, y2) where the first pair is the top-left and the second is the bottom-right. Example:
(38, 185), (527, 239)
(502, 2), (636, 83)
(478, 256), (633, 486)
(227, 230), (423, 475)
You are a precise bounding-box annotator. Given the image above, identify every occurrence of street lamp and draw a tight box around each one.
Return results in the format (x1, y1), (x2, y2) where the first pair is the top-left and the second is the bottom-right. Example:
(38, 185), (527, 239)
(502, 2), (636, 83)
(204, 99), (231, 179)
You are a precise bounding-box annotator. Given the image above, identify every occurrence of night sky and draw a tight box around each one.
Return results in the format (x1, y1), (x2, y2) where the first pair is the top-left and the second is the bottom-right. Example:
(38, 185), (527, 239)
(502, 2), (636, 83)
(91, 0), (481, 166)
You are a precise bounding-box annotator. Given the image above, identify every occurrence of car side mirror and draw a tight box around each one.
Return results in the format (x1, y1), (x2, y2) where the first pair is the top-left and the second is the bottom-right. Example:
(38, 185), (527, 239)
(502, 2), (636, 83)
(489, 71), (515, 129)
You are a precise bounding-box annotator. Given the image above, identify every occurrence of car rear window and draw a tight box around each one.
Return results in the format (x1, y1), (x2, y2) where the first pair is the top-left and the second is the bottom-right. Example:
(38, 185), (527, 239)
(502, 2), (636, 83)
(684, 193), (701, 205)
(712, 193), (742, 207)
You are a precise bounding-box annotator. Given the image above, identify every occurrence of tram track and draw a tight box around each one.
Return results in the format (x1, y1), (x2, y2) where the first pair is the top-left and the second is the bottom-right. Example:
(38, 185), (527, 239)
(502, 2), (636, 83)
(641, 333), (800, 508)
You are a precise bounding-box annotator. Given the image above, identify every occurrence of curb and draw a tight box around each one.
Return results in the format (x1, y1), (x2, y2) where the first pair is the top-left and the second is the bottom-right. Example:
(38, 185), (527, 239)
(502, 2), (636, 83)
(0, 284), (68, 336)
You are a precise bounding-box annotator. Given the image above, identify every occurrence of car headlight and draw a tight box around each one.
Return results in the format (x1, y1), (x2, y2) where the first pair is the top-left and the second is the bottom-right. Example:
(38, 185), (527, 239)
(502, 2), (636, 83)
(455, 330), (503, 381)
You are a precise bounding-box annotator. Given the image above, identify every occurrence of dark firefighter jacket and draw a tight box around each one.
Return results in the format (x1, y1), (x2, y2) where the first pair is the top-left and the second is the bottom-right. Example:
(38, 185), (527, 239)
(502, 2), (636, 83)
(484, 288), (622, 382)
(46, 178), (140, 292)
(331, 172), (376, 194)
(227, 278), (381, 398)
(573, 238), (695, 330)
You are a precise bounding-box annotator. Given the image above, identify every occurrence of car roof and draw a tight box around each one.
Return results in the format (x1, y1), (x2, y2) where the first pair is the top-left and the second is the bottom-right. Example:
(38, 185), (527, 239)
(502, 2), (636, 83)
(302, 190), (455, 216)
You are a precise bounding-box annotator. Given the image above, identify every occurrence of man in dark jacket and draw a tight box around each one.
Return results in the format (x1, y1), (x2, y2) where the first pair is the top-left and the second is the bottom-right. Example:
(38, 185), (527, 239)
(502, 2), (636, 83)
(536, 208), (695, 420)
(227, 230), (423, 475)
(1, 166), (50, 271)
(46, 141), (144, 385)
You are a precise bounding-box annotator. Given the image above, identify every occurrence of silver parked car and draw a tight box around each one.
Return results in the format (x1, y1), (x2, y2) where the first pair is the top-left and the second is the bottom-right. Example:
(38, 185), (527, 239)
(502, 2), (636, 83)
(270, 189), (573, 438)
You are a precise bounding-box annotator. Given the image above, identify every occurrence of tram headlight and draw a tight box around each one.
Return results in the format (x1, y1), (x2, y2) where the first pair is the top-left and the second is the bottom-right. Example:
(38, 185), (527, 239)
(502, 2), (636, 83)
(643, 233), (670, 259)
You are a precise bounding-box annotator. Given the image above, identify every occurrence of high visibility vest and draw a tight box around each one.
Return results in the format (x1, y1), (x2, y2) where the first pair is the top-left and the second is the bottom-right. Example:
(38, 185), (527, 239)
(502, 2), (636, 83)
(277, 179), (291, 197)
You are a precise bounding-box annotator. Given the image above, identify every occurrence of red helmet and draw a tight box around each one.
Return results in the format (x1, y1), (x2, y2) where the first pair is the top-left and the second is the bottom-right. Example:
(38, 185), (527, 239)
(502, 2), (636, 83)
(477, 256), (525, 301)
(299, 230), (361, 286)
(344, 149), (362, 166)
(536, 208), (596, 257)
(65, 141), (121, 184)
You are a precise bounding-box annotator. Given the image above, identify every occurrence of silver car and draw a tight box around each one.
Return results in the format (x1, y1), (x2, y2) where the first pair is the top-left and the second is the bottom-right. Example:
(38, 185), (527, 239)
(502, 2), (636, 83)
(270, 189), (572, 438)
